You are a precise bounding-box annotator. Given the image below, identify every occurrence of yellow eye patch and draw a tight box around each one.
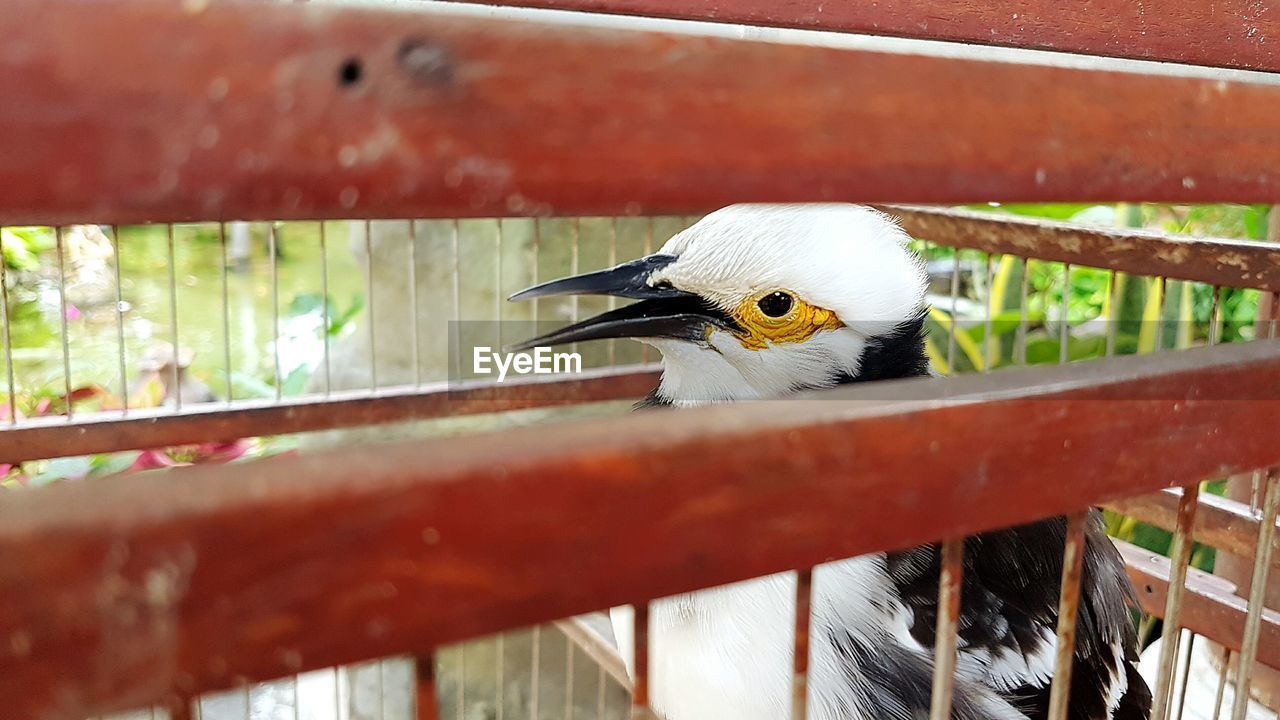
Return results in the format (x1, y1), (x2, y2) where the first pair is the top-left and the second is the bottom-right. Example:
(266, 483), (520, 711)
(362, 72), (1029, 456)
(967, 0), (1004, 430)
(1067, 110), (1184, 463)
(728, 290), (844, 350)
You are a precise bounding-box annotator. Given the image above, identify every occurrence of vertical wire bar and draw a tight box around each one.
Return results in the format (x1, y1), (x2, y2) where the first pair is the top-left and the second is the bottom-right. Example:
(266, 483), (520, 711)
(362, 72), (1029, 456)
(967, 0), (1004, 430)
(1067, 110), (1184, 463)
(496, 220), (503, 351)
(269, 224), (282, 401)
(364, 221), (377, 391)
(531, 220), (541, 324)
(632, 604), (651, 719)
(565, 638), (575, 720)
(496, 633), (505, 720)
(983, 254), (994, 372)
(166, 224), (181, 410)
(243, 683), (251, 720)
(596, 664), (606, 720)
(1152, 487), (1201, 720)
(1153, 276), (1167, 352)
(218, 224), (232, 404)
(1016, 257), (1030, 366)
(1105, 270), (1119, 357)
(1059, 263), (1071, 364)
(0, 227), (14, 424)
(452, 220), (462, 378)
(55, 226), (74, 417)
(607, 218), (618, 366)
(294, 673), (301, 720)
(570, 219), (580, 358)
(377, 660), (385, 720)
(319, 223), (332, 396)
(793, 568), (813, 720)
(416, 653), (440, 720)
(1209, 286), (1223, 347)
(929, 538), (964, 720)
(409, 221), (421, 387)
(1174, 633), (1196, 720)
(112, 226), (129, 414)
(1213, 650), (1233, 720)
(946, 247), (960, 373)
(641, 219), (654, 364)
(531, 626), (542, 720)
(457, 644), (466, 720)
(335, 666), (343, 720)
(1046, 511), (1088, 720)
(1231, 469), (1280, 720)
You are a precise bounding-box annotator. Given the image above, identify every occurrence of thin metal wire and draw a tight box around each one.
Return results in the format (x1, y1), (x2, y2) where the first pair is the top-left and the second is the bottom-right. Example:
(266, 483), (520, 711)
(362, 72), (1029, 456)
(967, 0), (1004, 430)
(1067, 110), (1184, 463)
(531, 219), (541, 324)
(165, 224), (181, 410)
(928, 538), (964, 720)
(607, 218), (618, 367)
(457, 644), (466, 720)
(794, 568), (813, 720)
(1046, 511), (1088, 720)
(293, 672), (300, 720)
(1210, 286), (1223, 347)
(496, 633), (505, 720)
(570, 219), (581, 358)
(946, 248), (960, 373)
(364, 220), (377, 391)
(531, 626), (542, 720)
(112, 225), (129, 414)
(377, 659), (385, 720)
(1231, 469), (1280, 720)
(1016, 257), (1029, 366)
(218, 224), (232, 405)
(452, 219), (462, 378)
(269, 224), (282, 402)
(334, 666), (342, 720)
(409, 220), (421, 387)
(565, 639), (575, 720)
(1213, 650), (1233, 720)
(1105, 270), (1119, 357)
(633, 604), (651, 719)
(0, 227), (13, 425)
(243, 682), (251, 720)
(984, 254), (994, 372)
(641, 219), (653, 365)
(319, 223), (332, 397)
(1174, 633), (1196, 720)
(597, 663), (606, 720)
(496, 220), (504, 350)
(1152, 487), (1201, 720)
(1153, 276), (1167, 352)
(52, 227), (74, 419)
(1059, 263), (1071, 364)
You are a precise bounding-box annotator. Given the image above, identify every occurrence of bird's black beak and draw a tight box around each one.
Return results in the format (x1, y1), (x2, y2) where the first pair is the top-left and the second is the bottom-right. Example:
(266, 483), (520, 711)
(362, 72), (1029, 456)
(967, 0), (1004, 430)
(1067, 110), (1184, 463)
(507, 255), (735, 350)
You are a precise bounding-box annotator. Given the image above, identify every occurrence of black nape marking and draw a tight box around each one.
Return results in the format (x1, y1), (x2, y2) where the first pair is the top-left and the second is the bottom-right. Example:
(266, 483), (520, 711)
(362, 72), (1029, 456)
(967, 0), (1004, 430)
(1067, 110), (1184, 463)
(836, 310), (932, 384)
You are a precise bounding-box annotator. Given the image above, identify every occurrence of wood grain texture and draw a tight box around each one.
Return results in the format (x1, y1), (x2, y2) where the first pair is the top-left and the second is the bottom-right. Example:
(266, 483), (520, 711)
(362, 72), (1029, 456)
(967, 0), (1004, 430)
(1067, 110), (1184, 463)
(1106, 488), (1280, 566)
(6, 0), (1280, 226)
(4, 341), (1280, 718)
(464, 0), (1280, 73)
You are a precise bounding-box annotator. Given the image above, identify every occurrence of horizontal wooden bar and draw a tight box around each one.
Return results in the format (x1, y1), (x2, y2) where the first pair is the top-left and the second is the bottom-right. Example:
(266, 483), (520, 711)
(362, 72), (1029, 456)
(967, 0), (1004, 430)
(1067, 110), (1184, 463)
(4, 341), (1280, 718)
(1121, 540), (1280, 670)
(7, 1), (1280, 226)
(0, 365), (659, 465)
(886, 205), (1280, 293)
(1106, 488), (1280, 566)
(464, 0), (1280, 74)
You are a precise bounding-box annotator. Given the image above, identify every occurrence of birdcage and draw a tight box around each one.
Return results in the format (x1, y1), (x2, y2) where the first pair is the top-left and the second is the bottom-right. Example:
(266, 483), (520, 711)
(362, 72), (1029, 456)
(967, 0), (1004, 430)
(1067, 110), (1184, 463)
(3, 2), (1280, 720)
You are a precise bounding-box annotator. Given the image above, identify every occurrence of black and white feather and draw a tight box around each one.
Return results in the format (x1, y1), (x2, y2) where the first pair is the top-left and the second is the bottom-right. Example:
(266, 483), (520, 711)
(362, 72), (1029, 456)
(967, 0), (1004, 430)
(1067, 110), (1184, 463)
(514, 204), (1151, 720)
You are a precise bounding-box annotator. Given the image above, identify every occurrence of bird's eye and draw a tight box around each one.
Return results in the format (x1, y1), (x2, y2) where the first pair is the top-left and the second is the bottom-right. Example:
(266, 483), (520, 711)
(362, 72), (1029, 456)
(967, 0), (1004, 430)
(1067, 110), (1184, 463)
(757, 291), (794, 318)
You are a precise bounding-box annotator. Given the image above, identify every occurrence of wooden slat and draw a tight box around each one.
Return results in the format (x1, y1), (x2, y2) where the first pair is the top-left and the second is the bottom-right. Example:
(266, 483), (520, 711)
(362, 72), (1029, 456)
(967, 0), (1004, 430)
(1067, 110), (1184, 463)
(1121, 540), (1280, 671)
(1106, 488), (1280, 566)
(0, 364), (660, 465)
(7, 1), (1280, 226)
(4, 341), (1280, 718)
(465, 0), (1280, 74)
(887, 205), (1280, 293)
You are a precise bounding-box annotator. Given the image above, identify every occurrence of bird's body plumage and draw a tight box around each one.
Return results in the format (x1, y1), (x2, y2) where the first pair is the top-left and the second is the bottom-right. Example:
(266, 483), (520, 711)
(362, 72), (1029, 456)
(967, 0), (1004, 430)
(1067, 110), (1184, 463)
(512, 204), (1150, 720)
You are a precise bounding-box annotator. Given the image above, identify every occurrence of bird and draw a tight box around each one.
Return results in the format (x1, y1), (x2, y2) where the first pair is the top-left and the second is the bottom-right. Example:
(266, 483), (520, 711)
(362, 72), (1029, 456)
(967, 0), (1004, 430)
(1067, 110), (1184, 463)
(509, 204), (1151, 720)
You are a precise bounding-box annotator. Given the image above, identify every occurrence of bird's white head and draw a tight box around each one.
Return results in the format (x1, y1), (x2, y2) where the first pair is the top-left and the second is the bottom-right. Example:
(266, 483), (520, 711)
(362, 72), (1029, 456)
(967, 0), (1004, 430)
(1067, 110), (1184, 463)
(511, 204), (930, 406)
